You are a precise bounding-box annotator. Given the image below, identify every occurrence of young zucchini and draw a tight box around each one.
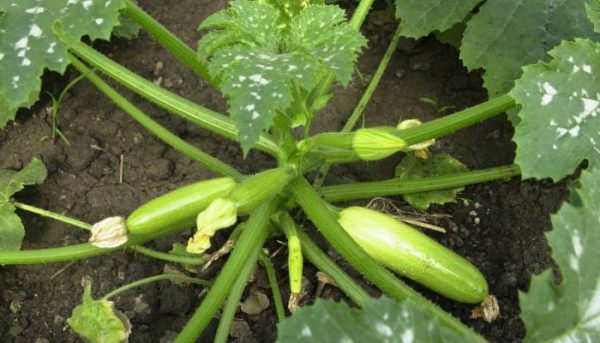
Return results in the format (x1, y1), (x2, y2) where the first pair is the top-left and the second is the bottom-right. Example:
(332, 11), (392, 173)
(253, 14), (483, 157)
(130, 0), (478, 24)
(126, 177), (237, 236)
(338, 206), (488, 303)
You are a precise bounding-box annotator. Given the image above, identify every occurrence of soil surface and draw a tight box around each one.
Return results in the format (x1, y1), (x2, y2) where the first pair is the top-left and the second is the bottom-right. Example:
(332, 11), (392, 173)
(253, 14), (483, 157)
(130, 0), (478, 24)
(0, 1), (568, 342)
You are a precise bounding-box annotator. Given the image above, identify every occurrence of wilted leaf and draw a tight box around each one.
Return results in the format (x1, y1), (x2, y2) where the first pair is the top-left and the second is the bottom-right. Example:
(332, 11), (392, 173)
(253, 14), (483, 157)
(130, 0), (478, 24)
(519, 168), (600, 342)
(0, 158), (47, 251)
(68, 283), (131, 343)
(511, 39), (600, 181)
(395, 153), (467, 210)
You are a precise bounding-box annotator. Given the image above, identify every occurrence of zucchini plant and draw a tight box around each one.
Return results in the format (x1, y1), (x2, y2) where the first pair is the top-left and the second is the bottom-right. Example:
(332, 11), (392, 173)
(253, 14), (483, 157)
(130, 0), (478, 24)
(0, 0), (598, 342)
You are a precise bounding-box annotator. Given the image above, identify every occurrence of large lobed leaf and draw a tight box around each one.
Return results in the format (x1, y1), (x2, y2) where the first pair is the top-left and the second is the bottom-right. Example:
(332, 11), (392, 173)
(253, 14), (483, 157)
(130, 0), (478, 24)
(198, 0), (366, 153)
(0, 0), (127, 128)
(461, 0), (598, 98)
(519, 168), (600, 342)
(0, 158), (46, 251)
(511, 39), (600, 181)
(394, 0), (479, 39)
(276, 296), (478, 342)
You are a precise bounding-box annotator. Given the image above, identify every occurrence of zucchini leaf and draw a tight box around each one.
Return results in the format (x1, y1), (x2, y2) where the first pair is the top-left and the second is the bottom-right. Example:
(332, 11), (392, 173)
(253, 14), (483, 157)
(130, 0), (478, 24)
(395, 153), (467, 210)
(519, 168), (600, 342)
(394, 0), (599, 99)
(511, 38), (600, 181)
(587, 0), (600, 34)
(198, 0), (366, 153)
(0, 158), (46, 251)
(394, 0), (479, 39)
(67, 282), (131, 343)
(276, 296), (478, 342)
(0, 0), (127, 128)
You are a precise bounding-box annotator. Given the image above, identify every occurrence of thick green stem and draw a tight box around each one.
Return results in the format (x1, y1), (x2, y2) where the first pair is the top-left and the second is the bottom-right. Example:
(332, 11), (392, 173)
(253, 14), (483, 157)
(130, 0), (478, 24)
(289, 177), (485, 341)
(102, 273), (210, 300)
(174, 199), (279, 343)
(121, 0), (214, 85)
(397, 95), (515, 146)
(259, 253), (286, 322)
(297, 229), (369, 307)
(12, 201), (92, 231)
(55, 29), (279, 156)
(69, 56), (242, 180)
(314, 22), (403, 187)
(214, 255), (257, 343)
(320, 164), (521, 202)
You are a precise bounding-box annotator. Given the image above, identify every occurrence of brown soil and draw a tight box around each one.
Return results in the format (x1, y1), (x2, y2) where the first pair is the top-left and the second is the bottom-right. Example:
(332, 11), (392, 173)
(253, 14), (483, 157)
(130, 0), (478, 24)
(0, 1), (567, 342)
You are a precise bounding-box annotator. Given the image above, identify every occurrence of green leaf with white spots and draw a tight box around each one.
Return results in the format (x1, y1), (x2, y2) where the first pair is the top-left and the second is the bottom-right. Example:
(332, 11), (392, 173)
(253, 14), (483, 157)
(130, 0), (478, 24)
(266, 0), (323, 28)
(68, 283), (131, 343)
(209, 46), (320, 152)
(460, 0), (599, 98)
(511, 39), (600, 181)
(395, 153), (467, 210)
(519, 168), (600, 343)
(276, 297), (478, 343)
(394, 0), (479, 39)
(0, 158), (47, 251)
(287, 5), (367, 86)
(0, 0), (127, 128)
(198, 0), (365, 152)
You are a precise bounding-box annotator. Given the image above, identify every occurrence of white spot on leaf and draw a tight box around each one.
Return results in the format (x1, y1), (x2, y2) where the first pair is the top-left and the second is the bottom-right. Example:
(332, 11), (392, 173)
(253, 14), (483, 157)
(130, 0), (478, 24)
(29, 24), (43, 38)
(300, 325), (312, 337)
(402, 329), (414, 343)
(375, 322), (392, 337)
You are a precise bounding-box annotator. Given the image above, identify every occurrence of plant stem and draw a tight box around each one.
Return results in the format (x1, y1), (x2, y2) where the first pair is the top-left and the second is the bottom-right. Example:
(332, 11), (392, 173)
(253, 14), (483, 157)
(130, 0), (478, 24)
(131, 245), (206, 265)
(319, 164), (521, 202)
(69, 56), (242, 180)
(289, 177), (486, 341)
(121, 0), (214, 86)
(12, 201), (92, 230)
(258, 253), (286, 322)
(396, 95), (515, 146)
(314, 22), (403, 187)
(175, 199), (279, 343)
(214, 256), (256, 343)
(297, 229), (369, 307)
(56, 29), (279, 156)
(101, 273), (210, 301)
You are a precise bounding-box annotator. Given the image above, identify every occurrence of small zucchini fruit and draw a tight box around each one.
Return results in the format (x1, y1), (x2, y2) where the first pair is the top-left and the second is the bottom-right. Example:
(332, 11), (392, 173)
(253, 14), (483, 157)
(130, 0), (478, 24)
(126, 177), (237, 236)
(338, 206), (488, 303)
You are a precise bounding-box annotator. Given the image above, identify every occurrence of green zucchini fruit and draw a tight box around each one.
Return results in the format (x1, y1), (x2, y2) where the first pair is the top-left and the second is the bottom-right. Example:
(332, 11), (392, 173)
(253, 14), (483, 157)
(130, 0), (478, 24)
(126, 177), (237, 236)
(338, 206), (488, 303)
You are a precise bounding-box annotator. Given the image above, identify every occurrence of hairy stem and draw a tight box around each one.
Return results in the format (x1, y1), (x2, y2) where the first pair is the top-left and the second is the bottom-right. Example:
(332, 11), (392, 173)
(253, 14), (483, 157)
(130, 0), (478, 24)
(121, 0), (214, 85)
(259, 252), (286, 322)
(290, 177), (485, 341)
(55, 29), (278, 156)
(314, 22), (403, 187)
(214, 254), (256, 343)
(102, 273), (210, 300)
(174, 199), (279, 343)
(297, 229), (369, 307)
(69, 56), (242, 180)
(12, 201), (92, 231)
(319, 164), (521, 202)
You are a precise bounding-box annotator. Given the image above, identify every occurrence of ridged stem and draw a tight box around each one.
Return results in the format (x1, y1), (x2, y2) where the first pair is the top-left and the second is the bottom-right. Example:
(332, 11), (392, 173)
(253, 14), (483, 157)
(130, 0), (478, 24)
(174, 199), (279, 343)
(69, 56), (242, 180)
(121, 0), (214, 85)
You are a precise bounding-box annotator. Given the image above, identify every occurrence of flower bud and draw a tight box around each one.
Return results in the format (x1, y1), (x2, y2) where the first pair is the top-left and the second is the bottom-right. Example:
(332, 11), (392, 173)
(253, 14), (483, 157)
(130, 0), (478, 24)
(187, 198), (238, 253)
(352, 128), (407, 161)
(89, 216), (128, 248)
